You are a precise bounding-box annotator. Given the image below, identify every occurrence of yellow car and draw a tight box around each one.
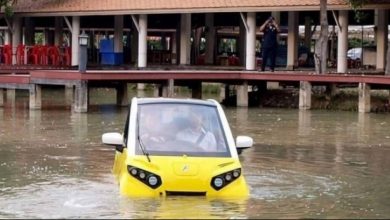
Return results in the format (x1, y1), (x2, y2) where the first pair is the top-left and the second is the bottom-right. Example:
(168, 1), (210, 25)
(102, 97), (253, 197)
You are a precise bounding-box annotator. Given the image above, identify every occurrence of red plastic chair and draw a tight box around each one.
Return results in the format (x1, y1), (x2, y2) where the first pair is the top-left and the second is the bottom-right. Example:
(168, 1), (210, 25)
(28, 45), (41, 65)
(40, 45), (49, 65)
(61, 47), (71, 66)
(196, 55), (205, 65)
(2, 45), (12, 65)
(48, 46), (60, 65)
(228, 55), (240, 66)
(16, 44), (25, 65)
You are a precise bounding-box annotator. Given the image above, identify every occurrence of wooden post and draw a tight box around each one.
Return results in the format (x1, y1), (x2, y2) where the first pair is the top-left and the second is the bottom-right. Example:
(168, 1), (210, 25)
(191, 81), (202, 99)
(54, 17), (63, 46)
(0, 89), (4, 107)
(205, 13), (215, 65)
(117, 83), (129, 106)
(376, 9), (388, 71)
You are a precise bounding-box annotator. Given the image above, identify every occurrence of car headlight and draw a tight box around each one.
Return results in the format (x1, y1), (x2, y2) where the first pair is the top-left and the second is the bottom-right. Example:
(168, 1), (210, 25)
(213, 177), (224, 188)
(232, 169), (240, 178)
(225, 173), (232, 181)
(127, 165), (162, 189)
(147, 175), (159, 186)
(211, 168), (241, 190)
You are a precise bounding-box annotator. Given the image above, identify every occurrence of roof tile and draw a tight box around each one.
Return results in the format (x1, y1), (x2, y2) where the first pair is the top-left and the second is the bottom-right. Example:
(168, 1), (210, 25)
(12, 0), (389, 14)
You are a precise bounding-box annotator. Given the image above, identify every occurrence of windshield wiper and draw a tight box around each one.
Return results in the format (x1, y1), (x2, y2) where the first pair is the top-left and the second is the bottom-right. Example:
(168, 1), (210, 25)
(137, 114), (151, 163)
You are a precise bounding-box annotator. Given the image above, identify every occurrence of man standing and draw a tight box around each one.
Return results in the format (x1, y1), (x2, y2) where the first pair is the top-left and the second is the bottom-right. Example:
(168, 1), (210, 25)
(259, 16), (280, 72)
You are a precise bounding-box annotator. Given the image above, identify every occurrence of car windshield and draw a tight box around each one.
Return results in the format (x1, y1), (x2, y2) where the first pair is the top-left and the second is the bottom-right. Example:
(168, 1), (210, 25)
(136, 102), (230, 157)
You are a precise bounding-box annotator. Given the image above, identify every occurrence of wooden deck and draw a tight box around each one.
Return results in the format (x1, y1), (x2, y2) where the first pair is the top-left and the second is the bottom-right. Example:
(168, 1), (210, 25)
(0, 69), (389, 88)
(0, 68), (388, 113)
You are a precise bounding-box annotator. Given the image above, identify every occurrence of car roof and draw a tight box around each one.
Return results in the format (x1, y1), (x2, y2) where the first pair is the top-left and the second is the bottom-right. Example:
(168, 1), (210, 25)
(136, 97), (217, 107)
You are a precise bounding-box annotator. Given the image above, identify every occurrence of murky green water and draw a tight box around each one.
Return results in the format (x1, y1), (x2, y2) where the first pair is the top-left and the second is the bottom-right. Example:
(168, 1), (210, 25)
(1, 87), (390, 218)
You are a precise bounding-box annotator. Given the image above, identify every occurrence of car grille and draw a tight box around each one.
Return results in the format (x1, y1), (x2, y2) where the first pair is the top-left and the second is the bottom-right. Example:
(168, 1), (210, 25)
(165, 191), (206, 196)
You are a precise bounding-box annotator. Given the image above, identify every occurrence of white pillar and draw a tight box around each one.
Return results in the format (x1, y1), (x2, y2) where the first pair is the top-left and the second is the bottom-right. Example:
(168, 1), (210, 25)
(299, 81), (312, 110)
(29, 84), (42, 110)
(237, 81), (248, 107)
(359, 83), (370, 113)
(74, 80), (88, 113)
(54, 17), (63, 46)
(337, 10), (348, 73)
(180, 13), (191, 65)
(12, 16), (22, 65)
(65, 84), (74, 106)
(205, 13), (215, 65)
(138, 14), (148, 68)
(6, 89), (15, 102)
(137, 83), (145, 90)
(4, 30), (10, 45)
(245, 12), (256, 70)
(219, 84), (226, 103)
(114, 15), (124, 53)
(71, 16), (80, 66)
(375, 9), (388, 71)
(162, 79), (175, 98)
(287, 11), (299, 70)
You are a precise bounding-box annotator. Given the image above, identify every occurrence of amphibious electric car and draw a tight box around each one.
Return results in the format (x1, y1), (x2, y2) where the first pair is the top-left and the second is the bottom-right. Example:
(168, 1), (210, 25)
(102, 97), (253, 197)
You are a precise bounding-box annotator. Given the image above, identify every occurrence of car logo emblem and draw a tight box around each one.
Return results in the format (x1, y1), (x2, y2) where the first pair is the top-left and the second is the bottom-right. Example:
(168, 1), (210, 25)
(182, 165), (189, 172)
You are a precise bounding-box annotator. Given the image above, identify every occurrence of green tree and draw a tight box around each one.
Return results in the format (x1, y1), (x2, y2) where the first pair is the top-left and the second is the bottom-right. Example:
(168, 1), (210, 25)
(0, 0), (17, 18)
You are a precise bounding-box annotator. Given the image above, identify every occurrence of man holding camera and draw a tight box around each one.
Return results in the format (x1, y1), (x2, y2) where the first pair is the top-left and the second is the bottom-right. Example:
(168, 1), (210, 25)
(259, 16), (280, 72)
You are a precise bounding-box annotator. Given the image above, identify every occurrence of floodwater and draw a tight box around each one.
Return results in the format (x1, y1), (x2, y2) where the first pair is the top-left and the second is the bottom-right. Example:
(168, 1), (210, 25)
(1, 87), (390, 218)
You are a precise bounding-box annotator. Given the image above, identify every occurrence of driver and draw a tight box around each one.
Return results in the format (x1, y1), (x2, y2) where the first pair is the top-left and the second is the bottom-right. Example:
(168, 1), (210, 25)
(175, 112), (217, 152)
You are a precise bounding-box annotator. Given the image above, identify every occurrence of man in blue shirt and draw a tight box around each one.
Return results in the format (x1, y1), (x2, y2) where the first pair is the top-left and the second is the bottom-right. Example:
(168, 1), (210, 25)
(259, 16), (280, 72)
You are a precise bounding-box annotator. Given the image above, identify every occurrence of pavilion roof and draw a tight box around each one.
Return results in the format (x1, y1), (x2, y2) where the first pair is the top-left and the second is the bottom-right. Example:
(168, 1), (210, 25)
(12, 0), (390, 16)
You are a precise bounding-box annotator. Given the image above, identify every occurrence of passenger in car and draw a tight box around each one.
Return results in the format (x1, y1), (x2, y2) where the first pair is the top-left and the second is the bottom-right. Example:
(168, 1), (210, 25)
(139, 111), (167, 147)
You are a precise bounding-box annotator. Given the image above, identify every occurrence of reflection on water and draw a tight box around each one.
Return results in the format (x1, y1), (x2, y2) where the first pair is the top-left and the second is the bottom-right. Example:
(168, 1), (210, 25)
(1, 88), (390, 218)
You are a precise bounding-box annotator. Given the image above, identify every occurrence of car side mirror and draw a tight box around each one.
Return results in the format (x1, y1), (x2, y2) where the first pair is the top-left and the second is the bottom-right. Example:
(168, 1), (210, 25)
(102, 132), (124, 152)
(236, 136), (253, 155)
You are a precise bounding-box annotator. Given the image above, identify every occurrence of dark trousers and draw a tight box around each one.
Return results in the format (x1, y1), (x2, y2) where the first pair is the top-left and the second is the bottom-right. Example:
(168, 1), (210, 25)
(261, 47), (277, 71)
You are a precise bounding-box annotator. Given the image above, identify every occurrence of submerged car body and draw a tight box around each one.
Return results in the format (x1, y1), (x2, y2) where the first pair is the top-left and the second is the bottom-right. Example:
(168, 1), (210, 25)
(102, 97), (253, 197)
